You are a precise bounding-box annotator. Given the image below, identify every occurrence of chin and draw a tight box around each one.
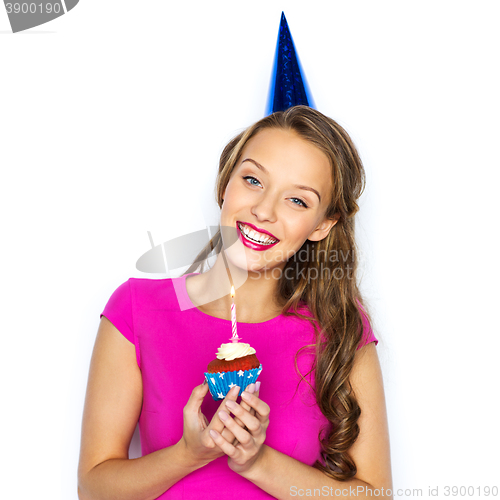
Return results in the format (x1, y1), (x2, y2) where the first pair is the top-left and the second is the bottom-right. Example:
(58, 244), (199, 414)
(224, 245), (278, 278)
(224, 242), (259, 270)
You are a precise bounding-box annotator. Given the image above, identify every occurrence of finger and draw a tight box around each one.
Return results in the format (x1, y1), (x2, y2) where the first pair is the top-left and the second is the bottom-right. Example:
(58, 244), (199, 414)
(224, 400), (261, 436)
(209, 429), (238, 458)
(242, 381), (260, 416)
(239, 383), (256, 417)
(234, 384), (255, 428)
(208, 385), (240, 433)
(202, 414), (209, 428)
(237, 384), (255, 424)
(221, 427), (238, 445)
(233, 415), (246, 428)
(251, 381), (261, 400)
(217, 410), (253, 447)
(240, 387), (269, 424)
(184, 382), (209, 414)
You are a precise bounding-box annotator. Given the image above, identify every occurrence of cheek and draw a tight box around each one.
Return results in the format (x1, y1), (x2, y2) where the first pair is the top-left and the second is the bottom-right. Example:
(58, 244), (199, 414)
(220, 185), (244, 223)
(286, 215), (318, 241)
(223, 181), (254, 209)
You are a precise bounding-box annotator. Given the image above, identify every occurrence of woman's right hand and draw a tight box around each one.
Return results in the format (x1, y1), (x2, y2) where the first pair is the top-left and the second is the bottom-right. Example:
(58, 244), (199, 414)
(180, 382), (242, 468)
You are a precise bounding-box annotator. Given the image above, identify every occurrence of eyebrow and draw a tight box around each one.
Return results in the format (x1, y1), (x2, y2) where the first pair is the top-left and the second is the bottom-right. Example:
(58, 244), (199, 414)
(241, 158), (322, 202)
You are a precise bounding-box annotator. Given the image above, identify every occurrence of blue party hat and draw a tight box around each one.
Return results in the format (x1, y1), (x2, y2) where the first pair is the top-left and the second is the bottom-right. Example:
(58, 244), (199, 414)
(266, 12), (315, 115)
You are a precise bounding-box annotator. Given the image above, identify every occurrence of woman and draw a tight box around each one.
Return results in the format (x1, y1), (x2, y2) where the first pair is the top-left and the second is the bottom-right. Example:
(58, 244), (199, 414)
(78, 106), (392, 499)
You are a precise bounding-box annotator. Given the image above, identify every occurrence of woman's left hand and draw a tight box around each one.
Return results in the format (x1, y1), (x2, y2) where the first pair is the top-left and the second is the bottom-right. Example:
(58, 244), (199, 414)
(209, 385), (270, 475)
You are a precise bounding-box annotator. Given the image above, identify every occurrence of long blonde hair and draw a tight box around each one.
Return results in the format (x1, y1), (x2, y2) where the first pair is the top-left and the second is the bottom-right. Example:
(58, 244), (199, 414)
(187, 105), (371, 480)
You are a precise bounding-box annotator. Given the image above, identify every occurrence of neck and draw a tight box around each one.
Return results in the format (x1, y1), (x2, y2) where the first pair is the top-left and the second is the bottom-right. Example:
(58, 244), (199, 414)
(192, 253), (284, 323)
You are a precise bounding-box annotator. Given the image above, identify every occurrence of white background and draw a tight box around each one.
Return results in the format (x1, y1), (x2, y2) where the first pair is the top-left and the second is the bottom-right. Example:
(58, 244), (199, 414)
(1, 1), (499, 498)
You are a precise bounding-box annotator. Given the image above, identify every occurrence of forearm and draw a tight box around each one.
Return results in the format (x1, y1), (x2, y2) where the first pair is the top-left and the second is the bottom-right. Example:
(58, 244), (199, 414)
(241, 446), (392, 500)
(78, 440), (203, 500)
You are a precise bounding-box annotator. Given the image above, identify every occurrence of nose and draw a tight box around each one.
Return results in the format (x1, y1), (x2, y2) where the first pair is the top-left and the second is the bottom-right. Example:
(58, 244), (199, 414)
(251, 191), (278, 223)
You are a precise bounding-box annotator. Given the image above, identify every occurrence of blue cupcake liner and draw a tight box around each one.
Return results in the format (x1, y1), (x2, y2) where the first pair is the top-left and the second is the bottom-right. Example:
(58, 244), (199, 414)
(204, 364), (263, 400)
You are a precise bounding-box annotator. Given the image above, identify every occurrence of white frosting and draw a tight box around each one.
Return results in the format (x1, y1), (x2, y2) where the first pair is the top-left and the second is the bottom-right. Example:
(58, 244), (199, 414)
(216, 342), (256, 361)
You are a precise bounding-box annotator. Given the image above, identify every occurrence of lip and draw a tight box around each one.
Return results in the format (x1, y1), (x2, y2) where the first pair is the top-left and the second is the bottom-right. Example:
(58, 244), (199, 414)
(236, 221), (280, 252)
(237, 221), (278, 240)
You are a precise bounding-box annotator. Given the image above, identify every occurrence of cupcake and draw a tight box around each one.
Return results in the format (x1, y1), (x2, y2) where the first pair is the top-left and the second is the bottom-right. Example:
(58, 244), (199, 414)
(204, 341), (262, 400)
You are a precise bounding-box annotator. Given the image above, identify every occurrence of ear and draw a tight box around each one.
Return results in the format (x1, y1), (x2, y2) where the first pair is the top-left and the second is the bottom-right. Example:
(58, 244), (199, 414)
(307, 214), (340, 242)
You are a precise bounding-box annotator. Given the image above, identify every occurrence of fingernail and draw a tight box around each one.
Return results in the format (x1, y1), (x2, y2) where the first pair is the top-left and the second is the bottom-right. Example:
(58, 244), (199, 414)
(247, 383), (256, 394)
(225, 400), (236, 409)
(209, 430), (218, 439)
(218, 410), (229, 421)
(230, 385), (240, 396)
(241, 391), (250, 401)
(255, 381), (261, 392)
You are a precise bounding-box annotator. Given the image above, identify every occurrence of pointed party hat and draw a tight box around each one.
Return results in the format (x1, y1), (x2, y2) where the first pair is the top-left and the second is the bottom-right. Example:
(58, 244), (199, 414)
(266, 12), (315, 115)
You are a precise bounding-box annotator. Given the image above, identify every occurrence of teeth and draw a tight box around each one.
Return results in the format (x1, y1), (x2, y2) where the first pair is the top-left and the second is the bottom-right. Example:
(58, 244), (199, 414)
(238, 223), (278, 245)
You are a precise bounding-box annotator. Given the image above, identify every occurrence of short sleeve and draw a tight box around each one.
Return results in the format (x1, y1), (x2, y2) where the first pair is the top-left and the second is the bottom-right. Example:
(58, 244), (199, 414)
(100, 279), (134, 345)
(356, 302), (378, 350)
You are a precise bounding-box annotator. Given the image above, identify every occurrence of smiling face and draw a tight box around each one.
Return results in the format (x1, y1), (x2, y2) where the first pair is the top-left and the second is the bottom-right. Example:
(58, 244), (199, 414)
(220, 127), (339, 273)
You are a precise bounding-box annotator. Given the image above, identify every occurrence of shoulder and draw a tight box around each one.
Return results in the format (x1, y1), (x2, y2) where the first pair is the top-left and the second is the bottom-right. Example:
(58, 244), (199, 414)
(103, 277), (182, 315)
(131, 277), (191, 313)
(281, 301), (317, 327)
(284, 300), (378, 349)
(356, 300), (378, 350)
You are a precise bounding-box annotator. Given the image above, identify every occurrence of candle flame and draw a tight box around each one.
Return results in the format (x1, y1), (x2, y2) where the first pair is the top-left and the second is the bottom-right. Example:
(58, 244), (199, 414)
(231, 285), (235, 299)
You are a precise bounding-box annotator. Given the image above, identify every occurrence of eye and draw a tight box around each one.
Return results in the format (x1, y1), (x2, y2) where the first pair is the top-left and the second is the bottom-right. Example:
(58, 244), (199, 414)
(243, 175), (309, 208)
(289, 197), (309, 208)
(243, 176), (262, 187)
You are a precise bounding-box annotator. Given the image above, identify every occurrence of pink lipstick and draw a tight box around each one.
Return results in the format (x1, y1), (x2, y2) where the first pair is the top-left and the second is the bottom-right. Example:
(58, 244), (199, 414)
(236, 221), (279, 252)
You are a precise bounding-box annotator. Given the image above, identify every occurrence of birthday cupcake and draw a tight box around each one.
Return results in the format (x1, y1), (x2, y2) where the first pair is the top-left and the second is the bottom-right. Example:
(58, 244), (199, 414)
(204, 341), (262, 400)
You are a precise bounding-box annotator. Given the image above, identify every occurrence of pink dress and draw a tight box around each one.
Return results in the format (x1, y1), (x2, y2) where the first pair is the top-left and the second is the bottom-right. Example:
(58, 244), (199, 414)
(100, 274), (378, 499)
